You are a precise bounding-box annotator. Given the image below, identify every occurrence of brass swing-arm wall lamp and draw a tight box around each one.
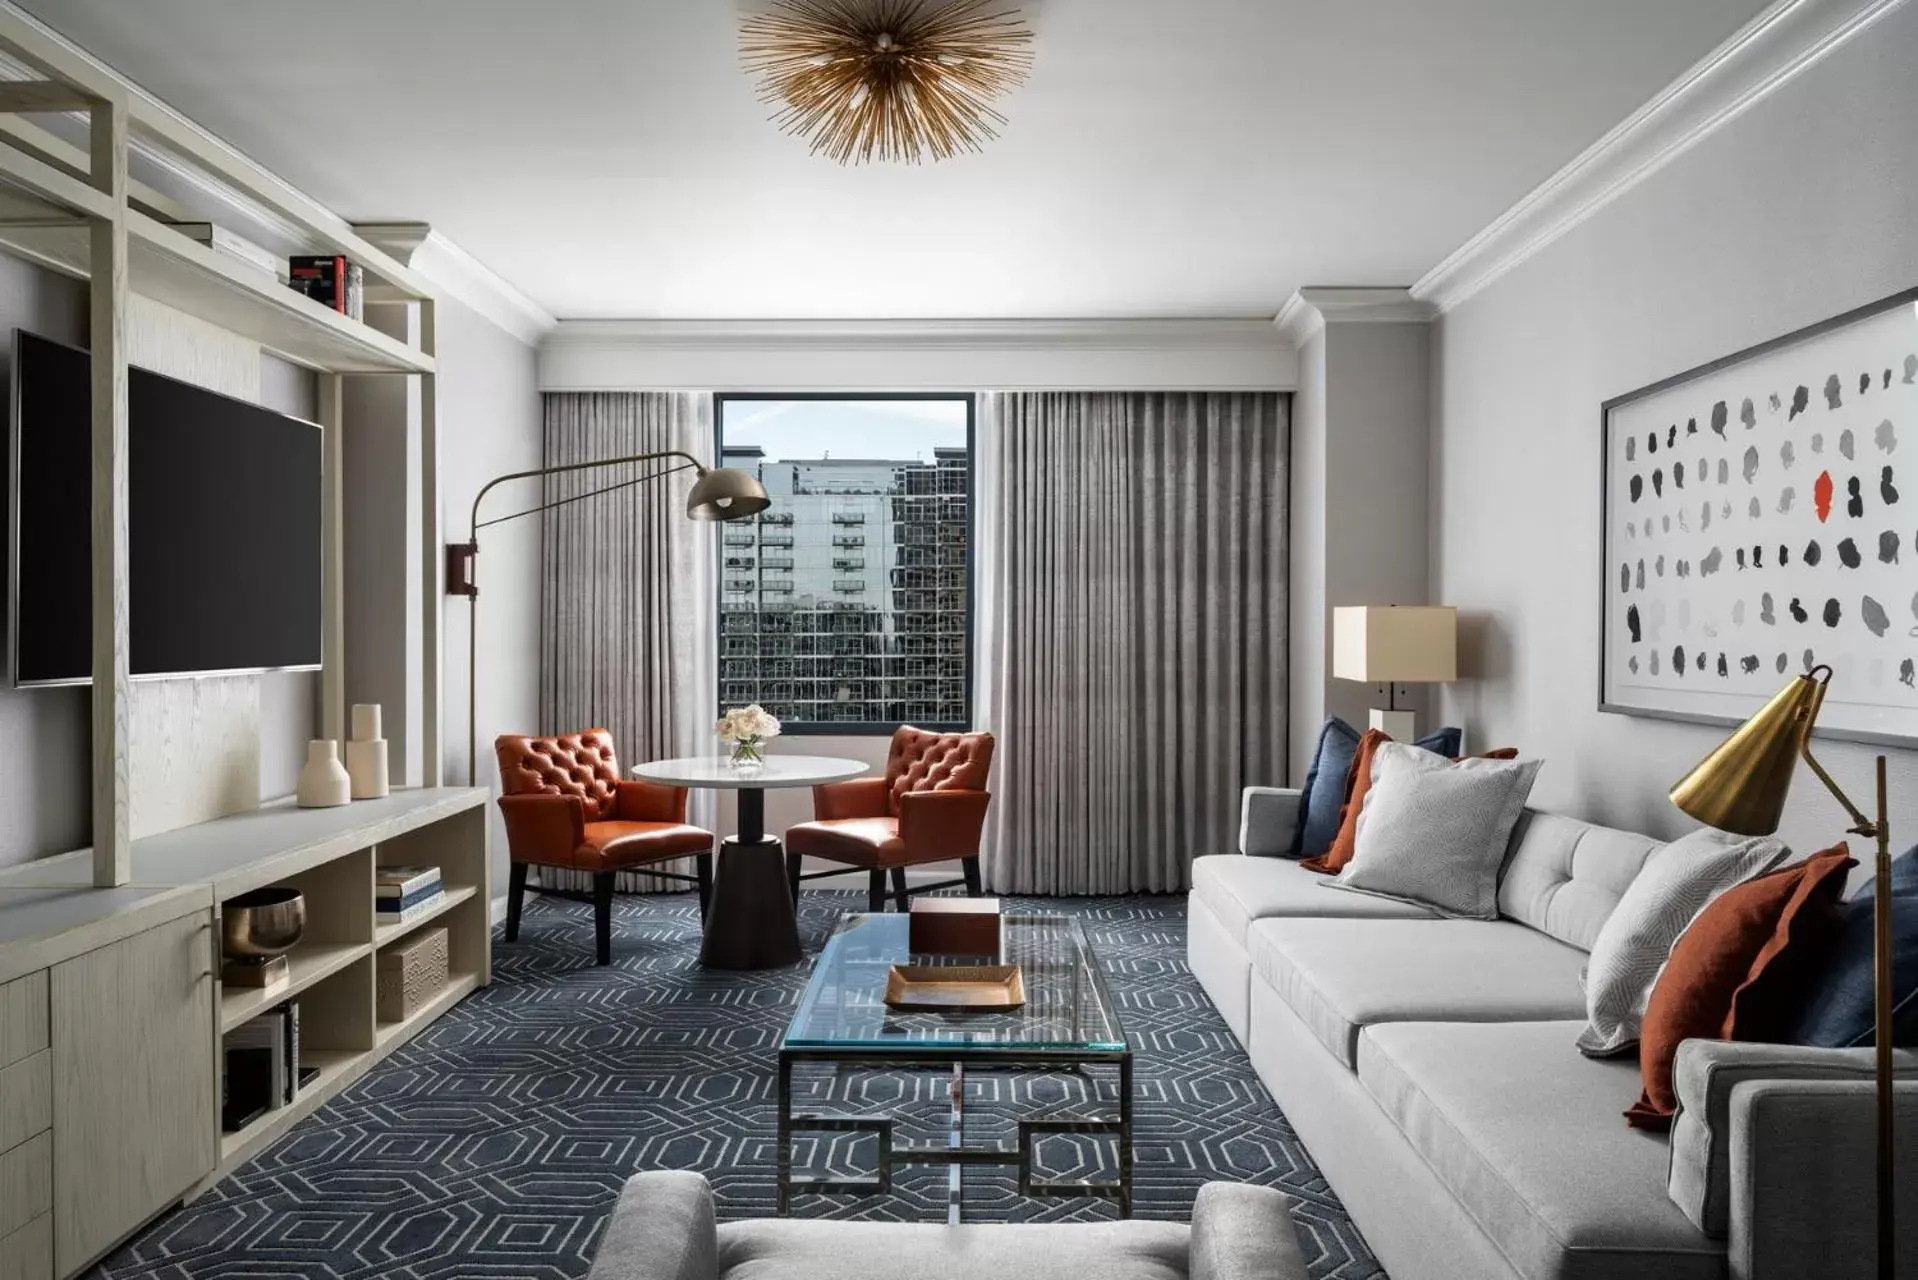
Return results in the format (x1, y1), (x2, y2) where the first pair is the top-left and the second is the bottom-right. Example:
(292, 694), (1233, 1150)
(446, 450), (769, 786)
(1669, 664), (1897, 1280)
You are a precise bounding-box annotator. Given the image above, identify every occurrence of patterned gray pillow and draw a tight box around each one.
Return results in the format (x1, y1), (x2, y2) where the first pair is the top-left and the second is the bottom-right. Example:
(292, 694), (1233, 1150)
(1331, 743), (1543, 919)
(1575, 827), (1790, 1057)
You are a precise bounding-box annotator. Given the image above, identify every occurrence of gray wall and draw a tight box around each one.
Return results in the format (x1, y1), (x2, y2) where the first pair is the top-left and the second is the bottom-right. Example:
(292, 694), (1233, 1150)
(1430, 0), (1918, 855)
(1289, 318), (1435, 784)
(434, 293), (541, 892)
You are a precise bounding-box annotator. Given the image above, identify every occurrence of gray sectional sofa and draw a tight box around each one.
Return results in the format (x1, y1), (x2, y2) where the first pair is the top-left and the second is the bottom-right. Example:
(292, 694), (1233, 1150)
(1189, 787), (1918, 1280)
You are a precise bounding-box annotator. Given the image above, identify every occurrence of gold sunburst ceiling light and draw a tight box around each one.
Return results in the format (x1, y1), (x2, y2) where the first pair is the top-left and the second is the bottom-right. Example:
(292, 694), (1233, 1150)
(740, 0), (1034, 165)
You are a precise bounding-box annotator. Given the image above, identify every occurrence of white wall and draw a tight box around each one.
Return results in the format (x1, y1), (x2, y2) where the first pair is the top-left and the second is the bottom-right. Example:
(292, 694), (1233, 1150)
(436, 293), (543, 890)
(1431, 0), (1918, 855)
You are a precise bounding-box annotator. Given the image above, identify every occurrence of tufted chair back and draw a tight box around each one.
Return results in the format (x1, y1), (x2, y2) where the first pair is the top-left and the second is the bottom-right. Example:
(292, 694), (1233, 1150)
(495, 729), (623, 822)
(883, 726), (994, 815)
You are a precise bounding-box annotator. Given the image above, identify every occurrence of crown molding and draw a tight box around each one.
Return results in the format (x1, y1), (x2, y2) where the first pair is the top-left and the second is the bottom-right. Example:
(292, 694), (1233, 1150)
(540, 318), (1298, 391)
(1412, 0), (1908, 314)
(547, 317), (1287, 351)
(356, 223), (556, 347)
(1272, 287), (1434, 346)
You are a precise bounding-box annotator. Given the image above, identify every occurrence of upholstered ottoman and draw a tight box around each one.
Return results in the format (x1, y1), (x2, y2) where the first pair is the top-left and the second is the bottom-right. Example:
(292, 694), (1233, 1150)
(589, 1172), (1306, 1280)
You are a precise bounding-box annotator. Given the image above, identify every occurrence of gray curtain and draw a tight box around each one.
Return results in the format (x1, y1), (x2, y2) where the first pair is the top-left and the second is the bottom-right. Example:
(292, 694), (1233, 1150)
(977, 392), (1288, 894)
(538, 392), (717, 894)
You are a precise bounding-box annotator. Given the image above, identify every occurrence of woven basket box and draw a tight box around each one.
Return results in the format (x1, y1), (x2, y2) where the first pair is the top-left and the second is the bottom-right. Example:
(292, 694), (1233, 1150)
(377, 925), (448, 1022)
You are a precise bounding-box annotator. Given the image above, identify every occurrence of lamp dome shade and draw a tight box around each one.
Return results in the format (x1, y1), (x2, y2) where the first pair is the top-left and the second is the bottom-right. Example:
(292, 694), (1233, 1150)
(1669, 671), (1826, 835)
(686, 467), (770, 522)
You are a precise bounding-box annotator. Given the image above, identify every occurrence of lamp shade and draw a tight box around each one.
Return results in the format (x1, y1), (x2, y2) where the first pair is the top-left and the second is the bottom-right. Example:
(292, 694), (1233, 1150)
(1332, 606), (1458, 684)
(1669, 669), (1828, 836)
(686, 467), (771, 522)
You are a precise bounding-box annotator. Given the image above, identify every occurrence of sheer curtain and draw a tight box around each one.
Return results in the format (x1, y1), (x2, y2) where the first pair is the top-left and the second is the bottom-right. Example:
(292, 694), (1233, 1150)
(538, 392), (717, 893)
(976, 392), (1289, 894)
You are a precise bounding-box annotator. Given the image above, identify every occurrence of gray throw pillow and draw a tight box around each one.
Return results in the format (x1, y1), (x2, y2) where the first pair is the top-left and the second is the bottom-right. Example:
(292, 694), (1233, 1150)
(1575, 826), (1790, 1057)
(1332, 743), (1543, 919)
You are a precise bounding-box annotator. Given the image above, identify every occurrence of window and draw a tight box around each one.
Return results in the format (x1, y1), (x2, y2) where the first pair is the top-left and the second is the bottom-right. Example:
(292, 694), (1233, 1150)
(715, 394), (973, 733)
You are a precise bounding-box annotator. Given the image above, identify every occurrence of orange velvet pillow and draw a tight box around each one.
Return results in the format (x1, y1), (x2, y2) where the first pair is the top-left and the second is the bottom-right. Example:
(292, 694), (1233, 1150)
(1624, 845), (1854, 1129)
(1301, 732), (1520, 876)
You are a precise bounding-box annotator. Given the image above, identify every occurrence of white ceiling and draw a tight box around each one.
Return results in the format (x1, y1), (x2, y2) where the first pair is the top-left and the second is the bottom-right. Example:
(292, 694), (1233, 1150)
(22, 0), (1768, 321)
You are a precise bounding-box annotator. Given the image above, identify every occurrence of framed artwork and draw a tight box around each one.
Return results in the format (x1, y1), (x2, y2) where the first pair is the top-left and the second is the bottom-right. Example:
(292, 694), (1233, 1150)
(1600, 287), (1918, 747)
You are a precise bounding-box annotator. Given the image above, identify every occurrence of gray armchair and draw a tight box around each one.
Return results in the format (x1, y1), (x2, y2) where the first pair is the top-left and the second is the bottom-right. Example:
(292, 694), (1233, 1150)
(589, 1172), (1307, 1280)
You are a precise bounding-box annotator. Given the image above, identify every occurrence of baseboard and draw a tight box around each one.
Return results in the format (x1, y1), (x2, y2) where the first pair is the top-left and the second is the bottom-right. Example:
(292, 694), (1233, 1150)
(491, 893), (510, 925)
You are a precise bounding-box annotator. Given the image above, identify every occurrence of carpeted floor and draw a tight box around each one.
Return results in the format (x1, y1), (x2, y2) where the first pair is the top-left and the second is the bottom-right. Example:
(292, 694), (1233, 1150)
(98, 891), (1384, 1279)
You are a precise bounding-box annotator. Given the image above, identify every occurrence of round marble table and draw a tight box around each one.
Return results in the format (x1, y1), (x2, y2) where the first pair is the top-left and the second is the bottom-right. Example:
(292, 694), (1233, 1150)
(633, 755), (868, 970)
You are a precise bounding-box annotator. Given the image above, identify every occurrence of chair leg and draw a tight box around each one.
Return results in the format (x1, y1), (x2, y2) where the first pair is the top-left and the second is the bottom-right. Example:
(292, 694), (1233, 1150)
(505, 863), (527, 941)
(889, 867), (910, 913)
(594, 871), (617, 965)
(696, 853), (713, 922)
(786, 849), (803, 905)
(868, 868), (887, 914)
(962, 856), (983, 898)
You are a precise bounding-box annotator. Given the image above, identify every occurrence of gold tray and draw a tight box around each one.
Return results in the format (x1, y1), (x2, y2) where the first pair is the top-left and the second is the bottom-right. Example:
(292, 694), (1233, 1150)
(883, 964), (1026, 1012)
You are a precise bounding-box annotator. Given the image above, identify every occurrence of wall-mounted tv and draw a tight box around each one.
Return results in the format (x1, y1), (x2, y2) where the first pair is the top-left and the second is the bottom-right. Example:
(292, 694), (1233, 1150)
(8, 329), (323, 686)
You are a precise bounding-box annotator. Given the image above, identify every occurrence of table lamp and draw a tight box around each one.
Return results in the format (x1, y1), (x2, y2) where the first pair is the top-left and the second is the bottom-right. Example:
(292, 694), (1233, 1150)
(1331, 605), (1458, 740)
(1669, 664), (1895, 1280)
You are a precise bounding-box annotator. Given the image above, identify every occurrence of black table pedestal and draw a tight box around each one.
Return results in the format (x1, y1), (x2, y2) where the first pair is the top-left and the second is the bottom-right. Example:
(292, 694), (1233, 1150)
(700, 787), (802, 970)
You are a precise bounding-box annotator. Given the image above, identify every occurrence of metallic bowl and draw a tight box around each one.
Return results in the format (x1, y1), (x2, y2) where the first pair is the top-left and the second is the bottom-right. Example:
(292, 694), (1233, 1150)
(222, 887), (306, 960)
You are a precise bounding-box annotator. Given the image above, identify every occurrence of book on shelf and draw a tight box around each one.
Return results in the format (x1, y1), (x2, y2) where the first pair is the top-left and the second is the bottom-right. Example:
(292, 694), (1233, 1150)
(376, 865), (442, 897)
(377, 888), (445, 925)
(287, 254), (365, 321)
(169, 221), (281, 279)
(222, 1001), (305, 1130)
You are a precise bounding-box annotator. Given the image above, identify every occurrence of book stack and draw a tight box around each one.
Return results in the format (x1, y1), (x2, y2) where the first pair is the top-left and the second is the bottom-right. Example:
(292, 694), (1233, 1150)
(287, 254), (364, 321)
(222, 1003), (316, 1132)
(377, 864), (444, 926)
(171, 221), (281, 280)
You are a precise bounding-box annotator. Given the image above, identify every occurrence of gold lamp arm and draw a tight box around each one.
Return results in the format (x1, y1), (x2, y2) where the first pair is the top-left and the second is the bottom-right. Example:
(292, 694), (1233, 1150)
(1798, 743), (1880, 837)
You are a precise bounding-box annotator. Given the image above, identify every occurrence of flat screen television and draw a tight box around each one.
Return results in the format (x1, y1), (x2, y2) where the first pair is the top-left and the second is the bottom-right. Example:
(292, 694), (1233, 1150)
(8, 329), (323, 686)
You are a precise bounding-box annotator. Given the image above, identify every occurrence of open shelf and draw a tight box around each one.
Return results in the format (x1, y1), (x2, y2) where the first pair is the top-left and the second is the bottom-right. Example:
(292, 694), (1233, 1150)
(375, 970), (481, 1050)
(373, 884), (478, 948)
(218, 940), (367, 1033)
(216, 1046), (361, 1165)
(0, 211), (434, 374)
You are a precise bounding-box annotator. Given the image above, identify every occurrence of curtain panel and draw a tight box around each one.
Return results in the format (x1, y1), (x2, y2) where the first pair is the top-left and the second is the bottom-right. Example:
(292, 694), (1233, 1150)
(537, 392), (717, 894)
(977, 391), (1289, 894)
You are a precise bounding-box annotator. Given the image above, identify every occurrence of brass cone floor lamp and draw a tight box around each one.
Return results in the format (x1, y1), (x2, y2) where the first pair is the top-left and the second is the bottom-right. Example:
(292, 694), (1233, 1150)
(1670, 664), (1896, 1279)
(446, 451), (768, 787)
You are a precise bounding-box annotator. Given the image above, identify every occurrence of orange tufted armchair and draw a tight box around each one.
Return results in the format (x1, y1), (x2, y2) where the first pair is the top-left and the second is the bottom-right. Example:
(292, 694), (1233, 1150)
(784, 726), (995, 913)
(495, 729), (715, 964)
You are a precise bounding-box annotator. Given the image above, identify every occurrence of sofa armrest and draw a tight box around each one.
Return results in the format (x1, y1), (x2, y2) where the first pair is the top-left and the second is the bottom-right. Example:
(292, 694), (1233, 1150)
(1669, 1039), (1918, 1237)
(897, 789), (990, 859)
(1189, 1181), (1305, 1280)
(1728, 1078), (1918, 1280)
(589, 1171), (719, 1280)
(813, 776), (891, 821)
(1238, 788), (1303, 857)
(616, 778), (688, 824)
(497, 793), (587, 865)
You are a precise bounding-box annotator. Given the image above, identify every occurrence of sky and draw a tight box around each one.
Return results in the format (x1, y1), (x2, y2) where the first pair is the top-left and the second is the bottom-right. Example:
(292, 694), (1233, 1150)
(719, 398), (969, 462)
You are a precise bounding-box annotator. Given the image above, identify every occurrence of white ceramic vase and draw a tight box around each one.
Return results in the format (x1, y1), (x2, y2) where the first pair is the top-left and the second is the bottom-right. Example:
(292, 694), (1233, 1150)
(346, 703), (389, 800)
(296, 739), (351, 808)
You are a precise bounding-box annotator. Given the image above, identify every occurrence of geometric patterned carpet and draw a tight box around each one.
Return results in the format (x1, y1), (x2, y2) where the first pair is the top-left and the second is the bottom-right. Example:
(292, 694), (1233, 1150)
(96, 892), (1384, 1279)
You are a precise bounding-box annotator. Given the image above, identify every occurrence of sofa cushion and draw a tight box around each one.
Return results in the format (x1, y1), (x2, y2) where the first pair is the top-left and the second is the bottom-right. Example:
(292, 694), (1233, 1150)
(1498, 810), (1664, 952)
(1246, 918), (1587, 1069)
(1295, 716), (1461, 861)
(1357, 1021), (1721, 1280)
(715, 1218), (1192, 1280)
(1190, 855), (1434, 949)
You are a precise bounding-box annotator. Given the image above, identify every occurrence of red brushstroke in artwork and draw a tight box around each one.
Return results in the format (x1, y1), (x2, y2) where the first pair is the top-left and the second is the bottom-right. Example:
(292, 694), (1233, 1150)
(1814, 470), (1834, 523)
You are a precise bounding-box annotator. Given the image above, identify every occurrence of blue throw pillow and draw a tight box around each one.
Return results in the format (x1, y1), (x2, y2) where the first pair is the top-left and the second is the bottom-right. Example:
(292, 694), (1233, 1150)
(1788, 848), (1918, 1048)
(1292, 717), (1463, 859)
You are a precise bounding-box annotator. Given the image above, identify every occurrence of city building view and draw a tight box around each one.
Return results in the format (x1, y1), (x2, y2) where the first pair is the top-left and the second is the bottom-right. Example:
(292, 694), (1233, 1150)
(717, 398), (971, 727)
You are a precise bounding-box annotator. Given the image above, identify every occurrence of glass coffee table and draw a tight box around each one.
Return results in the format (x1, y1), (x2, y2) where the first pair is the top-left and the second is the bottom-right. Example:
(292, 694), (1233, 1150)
(778, 912), (1131, 1223)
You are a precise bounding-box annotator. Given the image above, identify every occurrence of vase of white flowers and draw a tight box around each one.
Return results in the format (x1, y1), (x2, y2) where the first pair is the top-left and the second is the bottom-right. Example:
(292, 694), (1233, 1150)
(717, 704), (781, 772)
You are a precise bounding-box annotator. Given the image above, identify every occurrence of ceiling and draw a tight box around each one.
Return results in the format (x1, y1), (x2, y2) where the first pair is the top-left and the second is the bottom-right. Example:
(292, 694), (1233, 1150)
(22, 0), (1768, 322)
